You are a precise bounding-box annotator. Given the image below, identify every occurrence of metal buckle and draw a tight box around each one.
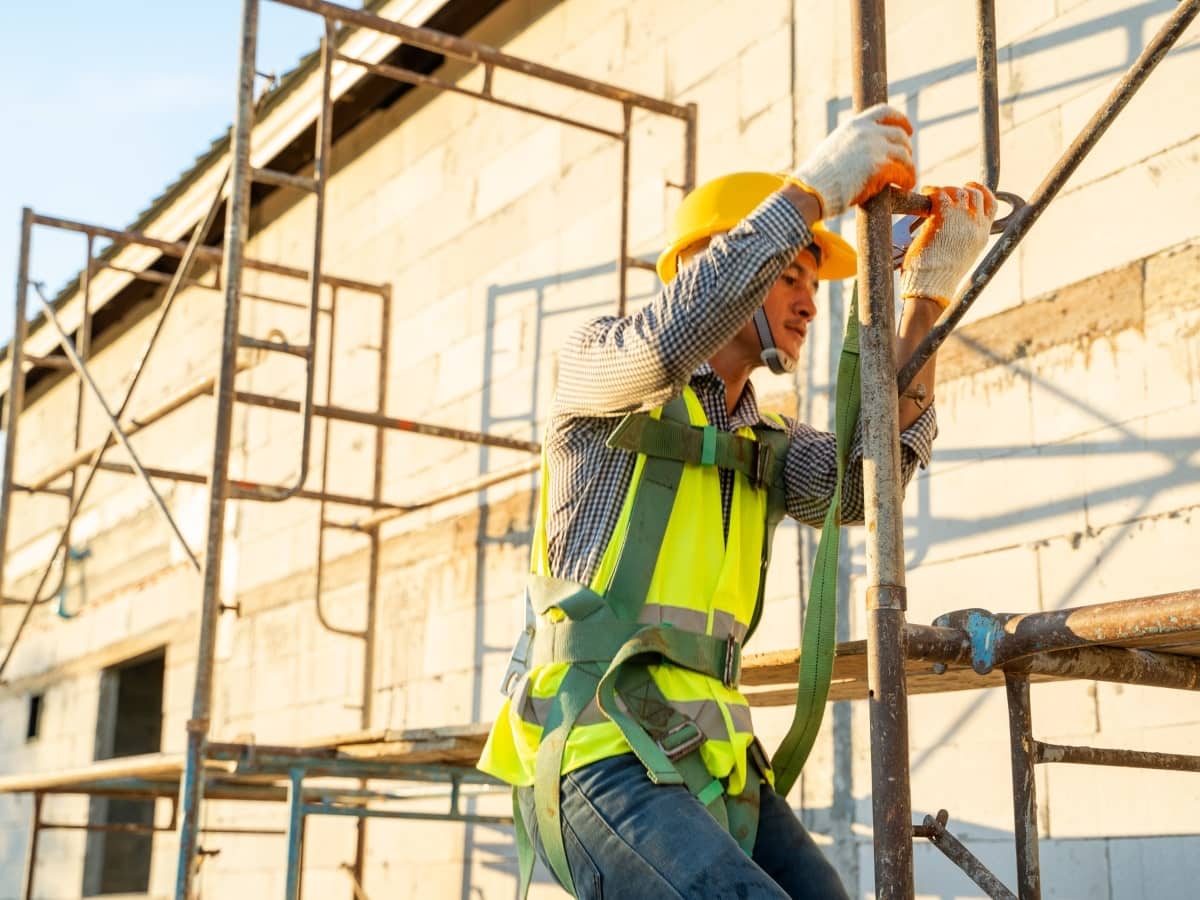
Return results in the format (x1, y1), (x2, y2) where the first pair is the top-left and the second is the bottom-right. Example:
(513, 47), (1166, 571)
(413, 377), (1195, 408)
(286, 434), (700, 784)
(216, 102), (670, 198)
(753, 442), (773, 488)
(657, 721), (705, 761)
(747, 736), (772, 778)
(722, 638), (741, 688)
(500, 591), (537, 697)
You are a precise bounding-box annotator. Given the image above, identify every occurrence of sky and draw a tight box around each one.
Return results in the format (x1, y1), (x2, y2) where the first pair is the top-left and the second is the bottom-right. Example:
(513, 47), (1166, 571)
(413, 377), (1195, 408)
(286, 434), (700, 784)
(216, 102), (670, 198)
(0, 1), (328, 348)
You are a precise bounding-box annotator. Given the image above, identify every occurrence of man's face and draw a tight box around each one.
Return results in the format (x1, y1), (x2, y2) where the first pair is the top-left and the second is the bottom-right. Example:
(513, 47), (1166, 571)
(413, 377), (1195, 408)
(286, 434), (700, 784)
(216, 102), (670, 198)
(760, 247), (820, 360)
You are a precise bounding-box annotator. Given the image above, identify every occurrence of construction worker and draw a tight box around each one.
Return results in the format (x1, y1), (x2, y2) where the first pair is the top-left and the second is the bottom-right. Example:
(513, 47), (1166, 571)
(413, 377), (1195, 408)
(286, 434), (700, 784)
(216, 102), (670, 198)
(480, 103), (997, 898)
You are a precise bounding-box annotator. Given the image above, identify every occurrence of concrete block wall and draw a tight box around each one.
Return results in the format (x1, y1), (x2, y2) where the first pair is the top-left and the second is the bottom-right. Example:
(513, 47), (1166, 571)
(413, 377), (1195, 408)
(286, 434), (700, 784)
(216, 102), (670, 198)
(2, 0), (1198, 896)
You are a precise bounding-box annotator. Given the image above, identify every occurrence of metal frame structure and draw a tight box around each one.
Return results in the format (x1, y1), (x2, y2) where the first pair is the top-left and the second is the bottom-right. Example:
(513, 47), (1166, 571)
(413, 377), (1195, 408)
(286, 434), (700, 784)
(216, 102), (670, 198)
(3, 0), (1200, 897)
(0, 1), (697, 897)
(2, 728), (506, 900)
(847, 1), (1200, 897)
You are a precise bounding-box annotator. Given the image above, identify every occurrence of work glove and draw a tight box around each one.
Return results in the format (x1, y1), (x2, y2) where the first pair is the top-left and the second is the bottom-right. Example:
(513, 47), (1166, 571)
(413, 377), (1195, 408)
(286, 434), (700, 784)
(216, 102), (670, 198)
(900, 182), (997, 308)
(789, 103), (916, 220)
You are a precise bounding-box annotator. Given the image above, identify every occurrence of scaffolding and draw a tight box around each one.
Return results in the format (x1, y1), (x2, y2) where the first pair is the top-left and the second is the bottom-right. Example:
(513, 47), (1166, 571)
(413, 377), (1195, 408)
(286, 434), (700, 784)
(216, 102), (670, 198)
(0, 1), (695, 897)
(0, 0), (1198, 898)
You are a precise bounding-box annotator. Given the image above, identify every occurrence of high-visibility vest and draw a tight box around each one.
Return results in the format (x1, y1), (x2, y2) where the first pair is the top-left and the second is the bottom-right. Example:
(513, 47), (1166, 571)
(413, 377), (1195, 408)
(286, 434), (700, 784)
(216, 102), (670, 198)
(480, 289), (862, 896)
(478, 385), (790, 892)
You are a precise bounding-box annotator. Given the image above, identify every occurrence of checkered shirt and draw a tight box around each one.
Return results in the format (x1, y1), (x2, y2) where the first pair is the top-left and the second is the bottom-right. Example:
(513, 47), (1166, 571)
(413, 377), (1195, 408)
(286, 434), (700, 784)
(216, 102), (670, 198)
(544, 191), (936, 585)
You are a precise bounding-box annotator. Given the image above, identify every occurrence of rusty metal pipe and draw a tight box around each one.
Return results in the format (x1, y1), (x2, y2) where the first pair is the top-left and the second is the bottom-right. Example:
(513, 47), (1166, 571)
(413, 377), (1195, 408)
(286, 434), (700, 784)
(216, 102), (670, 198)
(333, 458), (541, 531)
(335, 53), (624, 139)
(350, 284), (390, 891)
(999, 589), (1200, 659)
(916, 810), (1016, 900)
(683, 104), (698, 193)
(99, 264), (216, 290)
(0, 180), (231, 673)
(903, 623), (972, 666)
(252, 166), (318, 192)
(30, 212), (384, 295)
(315, 285), (364, 640)
(1005, 674), (1042, 900)
(29, 372), (226, 492)
(852, 0), (915, 894)
(87, 459), (396, 510)
(176, 1), (258, 894)
(0, 210), (33, 627)
(1034, 742), (1200, 772)
(976, 0), (1001, 190)
(898, 0), (1200, 393)
(617, 103), (632, 316)
(935, 590), (1200, 674)
(234, 390), (540, 452)
(30, 285), (200, 571)
(272, 0), (692, 120)
(20, 793), (42, 900)
(1008, 644), (1200, 692)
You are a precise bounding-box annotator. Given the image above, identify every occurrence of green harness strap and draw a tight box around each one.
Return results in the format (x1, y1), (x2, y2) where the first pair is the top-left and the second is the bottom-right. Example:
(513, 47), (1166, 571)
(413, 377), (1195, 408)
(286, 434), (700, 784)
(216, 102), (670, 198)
(521, 394), (783, 895)
(770, 285), (862, 795)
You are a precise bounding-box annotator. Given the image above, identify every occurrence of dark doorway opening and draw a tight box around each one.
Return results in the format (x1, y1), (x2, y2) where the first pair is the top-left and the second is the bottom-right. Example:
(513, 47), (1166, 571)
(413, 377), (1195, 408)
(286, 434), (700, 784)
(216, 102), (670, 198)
(82, 649), (165, 896)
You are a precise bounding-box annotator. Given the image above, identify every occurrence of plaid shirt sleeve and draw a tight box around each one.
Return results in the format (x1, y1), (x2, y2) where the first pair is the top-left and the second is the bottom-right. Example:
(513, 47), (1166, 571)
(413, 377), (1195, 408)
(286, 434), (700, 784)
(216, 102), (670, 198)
(782, 405), (938, 527)
(554, 191), (814, 418)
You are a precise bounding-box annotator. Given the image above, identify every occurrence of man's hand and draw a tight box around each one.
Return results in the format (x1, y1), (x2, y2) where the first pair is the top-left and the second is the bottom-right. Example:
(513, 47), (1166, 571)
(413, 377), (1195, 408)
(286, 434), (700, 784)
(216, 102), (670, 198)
(900, 182), (997, 308)
(789, 103), (916, 220)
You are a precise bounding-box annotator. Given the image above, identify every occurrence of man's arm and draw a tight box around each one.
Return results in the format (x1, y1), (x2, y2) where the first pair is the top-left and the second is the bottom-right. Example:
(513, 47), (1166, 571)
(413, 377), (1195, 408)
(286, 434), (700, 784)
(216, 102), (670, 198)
(554, 103), (918, 418)
(784, 182), (996, 525)
(782, 409), (936, 528)
(554, 193), (812, 417)
(896, 183), (997, 427)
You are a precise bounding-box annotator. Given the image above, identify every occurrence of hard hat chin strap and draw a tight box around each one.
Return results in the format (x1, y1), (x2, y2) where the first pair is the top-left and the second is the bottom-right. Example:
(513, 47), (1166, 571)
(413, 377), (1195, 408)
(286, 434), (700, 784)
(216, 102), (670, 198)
(752, 307), (795, 375)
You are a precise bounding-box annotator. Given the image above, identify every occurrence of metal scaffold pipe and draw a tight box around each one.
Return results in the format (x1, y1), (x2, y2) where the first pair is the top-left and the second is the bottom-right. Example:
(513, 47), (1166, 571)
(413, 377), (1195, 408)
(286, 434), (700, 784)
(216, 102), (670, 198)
(0, 210), (32, 613)
(851, 0), (915, 895)
(174, 0), (259, 894)
(273, 0), (693, 120)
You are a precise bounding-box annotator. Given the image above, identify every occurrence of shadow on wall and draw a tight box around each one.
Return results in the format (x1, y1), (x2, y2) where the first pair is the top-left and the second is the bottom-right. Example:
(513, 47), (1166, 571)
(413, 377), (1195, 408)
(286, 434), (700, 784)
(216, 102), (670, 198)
(805, 0), (1200, 612)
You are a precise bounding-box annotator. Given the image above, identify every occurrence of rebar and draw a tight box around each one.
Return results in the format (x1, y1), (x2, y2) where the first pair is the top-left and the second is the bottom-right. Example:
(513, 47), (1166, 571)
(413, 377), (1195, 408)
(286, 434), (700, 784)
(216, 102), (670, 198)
(916, 810), (1016, 900)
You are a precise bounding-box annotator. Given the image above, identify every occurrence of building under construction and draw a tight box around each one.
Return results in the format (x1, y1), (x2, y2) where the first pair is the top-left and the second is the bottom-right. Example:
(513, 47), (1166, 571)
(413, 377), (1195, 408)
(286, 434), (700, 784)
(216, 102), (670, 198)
(0, 0), (1198, 897)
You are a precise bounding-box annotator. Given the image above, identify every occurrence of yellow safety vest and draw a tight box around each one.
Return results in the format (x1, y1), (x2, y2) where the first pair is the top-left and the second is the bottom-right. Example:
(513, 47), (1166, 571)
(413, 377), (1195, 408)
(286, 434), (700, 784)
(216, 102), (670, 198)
(479, 386), (784, 796)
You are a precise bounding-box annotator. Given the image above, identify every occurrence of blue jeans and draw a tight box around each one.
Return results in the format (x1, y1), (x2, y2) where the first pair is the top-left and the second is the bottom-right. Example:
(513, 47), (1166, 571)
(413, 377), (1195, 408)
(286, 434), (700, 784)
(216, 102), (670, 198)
(517, 753), (850, 899)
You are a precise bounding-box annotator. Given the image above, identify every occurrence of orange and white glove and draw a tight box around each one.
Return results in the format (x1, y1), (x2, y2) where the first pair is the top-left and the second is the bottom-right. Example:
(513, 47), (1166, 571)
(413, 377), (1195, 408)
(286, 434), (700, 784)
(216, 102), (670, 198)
(789, 103), (916, 220)
(901, 182), (997, 308)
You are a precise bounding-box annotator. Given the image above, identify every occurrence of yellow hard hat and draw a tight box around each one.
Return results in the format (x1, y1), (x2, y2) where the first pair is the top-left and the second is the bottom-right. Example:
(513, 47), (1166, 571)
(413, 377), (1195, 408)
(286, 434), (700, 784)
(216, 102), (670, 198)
(656, 171), (857, 283)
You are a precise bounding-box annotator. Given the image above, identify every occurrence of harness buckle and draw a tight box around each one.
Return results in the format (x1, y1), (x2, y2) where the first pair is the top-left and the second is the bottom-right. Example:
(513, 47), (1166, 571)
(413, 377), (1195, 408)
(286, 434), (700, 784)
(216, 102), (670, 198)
(753, 442), (773, 488)
(500, 591), (538, 697)
(747, 736), (773, 779)
(657, 721), (706, 761)
(722, 638), (742, 688)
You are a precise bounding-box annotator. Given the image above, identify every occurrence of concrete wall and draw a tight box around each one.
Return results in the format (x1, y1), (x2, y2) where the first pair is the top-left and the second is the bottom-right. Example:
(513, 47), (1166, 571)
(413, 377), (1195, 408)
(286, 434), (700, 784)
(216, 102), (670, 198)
(1, 0), (1198, 896)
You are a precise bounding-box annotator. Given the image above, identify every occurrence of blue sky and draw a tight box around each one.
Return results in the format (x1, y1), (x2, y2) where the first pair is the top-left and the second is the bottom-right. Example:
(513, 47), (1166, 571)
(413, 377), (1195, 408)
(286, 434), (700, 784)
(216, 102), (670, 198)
(0, 1), (327, 348)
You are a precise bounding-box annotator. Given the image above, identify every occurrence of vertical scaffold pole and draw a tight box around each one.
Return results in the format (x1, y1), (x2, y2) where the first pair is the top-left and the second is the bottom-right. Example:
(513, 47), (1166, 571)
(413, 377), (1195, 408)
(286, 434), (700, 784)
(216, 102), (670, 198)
(850, 1), (915, 897)
(1006, 673), (1042, 900)
(20, 792), (42, 900)
(174, 1), (259, 897)
(0, 209), (33, 608)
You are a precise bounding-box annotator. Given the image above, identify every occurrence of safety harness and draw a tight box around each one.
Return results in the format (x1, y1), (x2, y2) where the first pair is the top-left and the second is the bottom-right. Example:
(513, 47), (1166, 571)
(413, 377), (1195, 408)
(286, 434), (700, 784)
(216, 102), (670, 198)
(512, 287), (862, 895)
